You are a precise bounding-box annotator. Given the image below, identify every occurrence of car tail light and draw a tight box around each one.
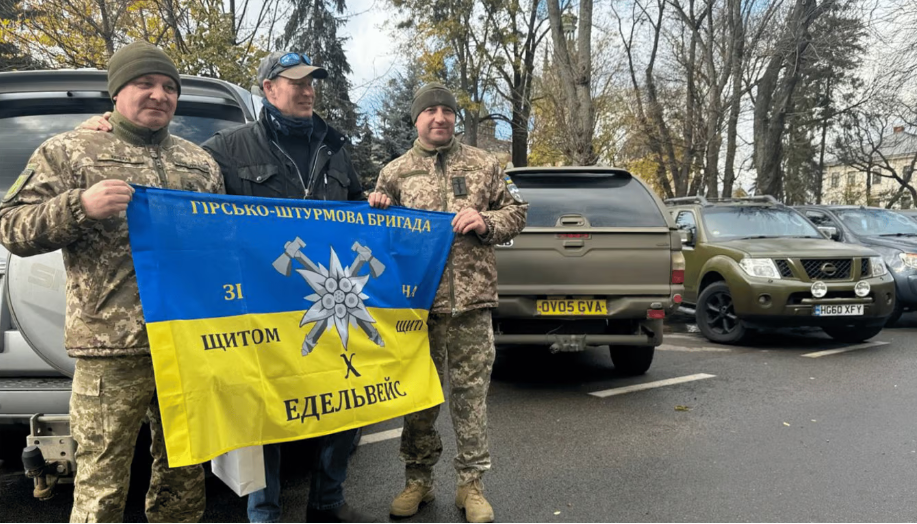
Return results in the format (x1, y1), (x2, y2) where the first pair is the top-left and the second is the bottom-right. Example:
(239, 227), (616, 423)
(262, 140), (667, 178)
(672, 251), (686, 284)
(556, 233), (591, 239)
(647, 309), (665, 319)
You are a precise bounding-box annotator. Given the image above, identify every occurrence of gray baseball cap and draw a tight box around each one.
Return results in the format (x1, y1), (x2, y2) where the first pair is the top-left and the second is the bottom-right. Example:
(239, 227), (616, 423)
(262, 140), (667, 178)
(257, 51), (328, 84)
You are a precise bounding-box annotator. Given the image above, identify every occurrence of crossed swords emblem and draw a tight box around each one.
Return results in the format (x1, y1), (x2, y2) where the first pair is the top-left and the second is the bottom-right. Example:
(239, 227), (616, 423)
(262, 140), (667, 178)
(273, 238), (386, 356)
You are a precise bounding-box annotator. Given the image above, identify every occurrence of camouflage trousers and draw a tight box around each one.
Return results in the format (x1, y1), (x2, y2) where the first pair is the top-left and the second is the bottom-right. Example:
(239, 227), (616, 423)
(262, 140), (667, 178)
(400, 308), (496, 487)
(69, 356), (205, 523)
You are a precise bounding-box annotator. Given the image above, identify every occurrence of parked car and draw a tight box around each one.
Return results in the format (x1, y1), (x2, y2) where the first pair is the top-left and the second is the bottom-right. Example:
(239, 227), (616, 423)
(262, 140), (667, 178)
(0, 69), (260, 491)
(666, 196), (895, 344)
(494, 167), (684, 375)
(796, 205), (917, 326)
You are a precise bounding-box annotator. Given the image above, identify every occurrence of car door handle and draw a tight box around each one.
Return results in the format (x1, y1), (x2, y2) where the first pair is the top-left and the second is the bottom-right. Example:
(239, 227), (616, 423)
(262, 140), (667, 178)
(563, 240), (584, 248)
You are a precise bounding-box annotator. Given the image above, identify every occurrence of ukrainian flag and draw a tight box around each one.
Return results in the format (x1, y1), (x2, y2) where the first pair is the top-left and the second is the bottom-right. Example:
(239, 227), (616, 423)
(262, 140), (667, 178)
(127, 187), (452, 467)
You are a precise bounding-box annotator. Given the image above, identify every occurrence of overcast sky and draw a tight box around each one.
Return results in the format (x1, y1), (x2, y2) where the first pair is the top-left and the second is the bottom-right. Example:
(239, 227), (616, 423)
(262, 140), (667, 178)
(341, 0), (399, 112)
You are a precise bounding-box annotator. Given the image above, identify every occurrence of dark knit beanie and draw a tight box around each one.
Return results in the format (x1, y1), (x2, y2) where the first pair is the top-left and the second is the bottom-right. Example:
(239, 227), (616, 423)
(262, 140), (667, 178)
(411, 82), (458, 123)
(108, 42), (182, 99)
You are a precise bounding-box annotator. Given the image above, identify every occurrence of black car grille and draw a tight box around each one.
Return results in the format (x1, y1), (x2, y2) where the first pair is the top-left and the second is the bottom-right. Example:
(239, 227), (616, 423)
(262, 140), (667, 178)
(802, 259), (852, 280)
(775, 259), (794, 278)
(861, 258), (871, 276)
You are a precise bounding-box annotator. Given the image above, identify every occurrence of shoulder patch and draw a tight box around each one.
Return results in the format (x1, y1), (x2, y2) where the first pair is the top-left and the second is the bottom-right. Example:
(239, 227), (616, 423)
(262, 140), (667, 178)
(504, 175), (524, 203)
(3, 165), (36, 203)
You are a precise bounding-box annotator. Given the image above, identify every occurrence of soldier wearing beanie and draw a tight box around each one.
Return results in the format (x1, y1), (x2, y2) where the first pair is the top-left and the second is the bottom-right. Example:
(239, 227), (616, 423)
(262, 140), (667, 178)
(367, 83), (528, 523)
(0, 41), (221, 522)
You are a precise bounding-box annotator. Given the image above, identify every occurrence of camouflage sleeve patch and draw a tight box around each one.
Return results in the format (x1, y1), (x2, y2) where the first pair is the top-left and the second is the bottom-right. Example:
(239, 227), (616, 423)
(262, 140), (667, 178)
(3, 164), (37, 203)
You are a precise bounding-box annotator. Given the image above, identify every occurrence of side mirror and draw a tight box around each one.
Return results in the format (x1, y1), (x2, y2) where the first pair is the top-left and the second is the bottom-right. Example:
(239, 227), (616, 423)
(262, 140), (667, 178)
(679, 229), (695, 246)
(818, 226), (839, 241)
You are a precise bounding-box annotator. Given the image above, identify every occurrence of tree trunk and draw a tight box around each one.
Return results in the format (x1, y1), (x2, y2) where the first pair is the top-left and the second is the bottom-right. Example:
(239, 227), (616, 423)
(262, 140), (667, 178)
(722, 0), (744, 198)
(753, 0), (821, 199)
(546, 0), (596, 165)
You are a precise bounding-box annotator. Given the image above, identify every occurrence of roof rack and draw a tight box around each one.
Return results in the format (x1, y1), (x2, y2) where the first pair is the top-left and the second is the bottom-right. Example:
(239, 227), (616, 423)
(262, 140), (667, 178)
(664, 195), (783, 207)
(664, 196), (709, 206)
(710, 195), (782, 205)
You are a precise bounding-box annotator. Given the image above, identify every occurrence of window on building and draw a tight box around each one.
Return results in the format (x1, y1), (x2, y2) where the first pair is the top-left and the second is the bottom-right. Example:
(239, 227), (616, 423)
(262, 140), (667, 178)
(847, 171), (857, 185)
(831, 174), (840, 188)
(873, 172), (883, 185)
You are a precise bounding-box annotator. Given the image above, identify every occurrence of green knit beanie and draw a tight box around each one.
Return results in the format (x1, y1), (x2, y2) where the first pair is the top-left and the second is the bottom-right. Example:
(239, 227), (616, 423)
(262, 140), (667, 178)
(411, 82), (458, 123)
(108, 42), (182, 99)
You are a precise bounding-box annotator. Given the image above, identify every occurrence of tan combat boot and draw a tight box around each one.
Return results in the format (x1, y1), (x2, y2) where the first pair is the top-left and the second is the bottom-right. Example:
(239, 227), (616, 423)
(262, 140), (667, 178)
(390, 481), (435, 517)
(455, 479), (494, 523)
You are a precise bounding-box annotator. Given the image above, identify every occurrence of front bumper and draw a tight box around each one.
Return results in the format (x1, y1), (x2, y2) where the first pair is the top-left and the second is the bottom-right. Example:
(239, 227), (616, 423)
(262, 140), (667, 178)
(729, 273), (896, 322)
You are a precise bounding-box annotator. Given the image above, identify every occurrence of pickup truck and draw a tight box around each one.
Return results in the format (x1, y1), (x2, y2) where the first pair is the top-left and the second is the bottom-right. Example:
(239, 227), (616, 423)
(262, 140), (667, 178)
(0, 69), (259, 495)
(493, 167), (685, 375)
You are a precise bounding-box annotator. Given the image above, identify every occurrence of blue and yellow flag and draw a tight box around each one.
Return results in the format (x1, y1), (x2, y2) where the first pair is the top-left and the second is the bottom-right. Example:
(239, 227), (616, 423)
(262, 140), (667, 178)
(127, 187), (453, 467)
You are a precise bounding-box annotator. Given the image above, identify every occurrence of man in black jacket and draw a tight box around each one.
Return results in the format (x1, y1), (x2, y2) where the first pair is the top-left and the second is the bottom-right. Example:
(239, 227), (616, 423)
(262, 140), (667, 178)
(202, 52), (364, 203)
(202, 52), (376, 524)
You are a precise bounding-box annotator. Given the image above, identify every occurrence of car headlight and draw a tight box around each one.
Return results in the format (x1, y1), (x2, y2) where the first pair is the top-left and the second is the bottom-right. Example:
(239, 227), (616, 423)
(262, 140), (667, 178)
(739, 258), (781, 279)
(898, 253), (917, 270)
(869, 256), (888, 276)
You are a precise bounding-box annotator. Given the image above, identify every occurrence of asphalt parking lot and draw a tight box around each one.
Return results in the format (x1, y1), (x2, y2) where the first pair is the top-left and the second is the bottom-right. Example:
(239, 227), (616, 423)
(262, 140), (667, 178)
(3, 316), (917, 522)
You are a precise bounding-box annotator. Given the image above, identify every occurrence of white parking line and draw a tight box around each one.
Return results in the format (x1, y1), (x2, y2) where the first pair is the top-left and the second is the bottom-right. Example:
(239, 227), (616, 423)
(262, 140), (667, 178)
(358, 427), (403, 446)
(801, 341), (888, 358)
(589, 373), (717, 398)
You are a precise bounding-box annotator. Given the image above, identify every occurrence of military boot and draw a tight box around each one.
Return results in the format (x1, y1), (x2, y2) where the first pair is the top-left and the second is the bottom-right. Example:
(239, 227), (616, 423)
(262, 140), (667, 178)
(390, 481), (435, 517)
(455, 479), (494, 523)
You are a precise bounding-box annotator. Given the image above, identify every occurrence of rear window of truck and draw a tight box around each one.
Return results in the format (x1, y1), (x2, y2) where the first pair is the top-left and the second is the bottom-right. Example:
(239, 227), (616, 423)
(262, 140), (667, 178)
(511, 173), (667, 227)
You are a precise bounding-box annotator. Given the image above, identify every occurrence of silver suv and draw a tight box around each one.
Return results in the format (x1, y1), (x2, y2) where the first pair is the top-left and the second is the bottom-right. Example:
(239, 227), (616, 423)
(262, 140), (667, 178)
(0, 70), (260, 489)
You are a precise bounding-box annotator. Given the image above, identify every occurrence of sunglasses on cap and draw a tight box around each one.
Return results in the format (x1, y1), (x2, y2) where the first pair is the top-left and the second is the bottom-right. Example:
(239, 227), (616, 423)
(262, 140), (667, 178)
(268, 52), (313, 79)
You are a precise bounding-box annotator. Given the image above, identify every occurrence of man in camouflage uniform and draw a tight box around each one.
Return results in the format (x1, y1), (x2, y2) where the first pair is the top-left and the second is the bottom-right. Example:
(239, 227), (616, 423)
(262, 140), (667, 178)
(368, 82), (527, 523)
(0, 42), (222, 522)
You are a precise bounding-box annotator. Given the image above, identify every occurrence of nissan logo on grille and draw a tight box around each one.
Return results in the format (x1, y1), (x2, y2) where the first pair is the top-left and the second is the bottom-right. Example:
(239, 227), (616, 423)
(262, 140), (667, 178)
(820, 262), (838, 276)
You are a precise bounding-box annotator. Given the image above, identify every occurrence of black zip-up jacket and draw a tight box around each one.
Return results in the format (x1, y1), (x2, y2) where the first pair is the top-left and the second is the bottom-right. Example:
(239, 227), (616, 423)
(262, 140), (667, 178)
(202, 110), (364, 201)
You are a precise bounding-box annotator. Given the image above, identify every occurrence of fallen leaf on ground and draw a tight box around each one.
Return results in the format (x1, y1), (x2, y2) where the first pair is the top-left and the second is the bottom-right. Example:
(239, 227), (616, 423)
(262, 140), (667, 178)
(783, 422), (791, 427)
(675, 405), (692, 411)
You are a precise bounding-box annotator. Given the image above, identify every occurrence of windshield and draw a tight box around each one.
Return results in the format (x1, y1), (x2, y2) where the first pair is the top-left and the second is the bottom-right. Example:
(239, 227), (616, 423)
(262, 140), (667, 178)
(835, 208), (917, 236)
(513, 174), (668, 227)
(701, 206), (821, 240)
(0, 111), (244, 194)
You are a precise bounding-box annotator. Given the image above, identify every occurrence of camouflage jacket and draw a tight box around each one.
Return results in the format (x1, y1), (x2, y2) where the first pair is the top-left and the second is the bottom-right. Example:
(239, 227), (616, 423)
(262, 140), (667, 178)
(0, 111), (224, 358)
(376, 139), (527, 314)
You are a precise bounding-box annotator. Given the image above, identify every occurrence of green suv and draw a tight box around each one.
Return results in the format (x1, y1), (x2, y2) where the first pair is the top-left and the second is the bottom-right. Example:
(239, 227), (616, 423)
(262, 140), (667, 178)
(666, 196), (895, 344)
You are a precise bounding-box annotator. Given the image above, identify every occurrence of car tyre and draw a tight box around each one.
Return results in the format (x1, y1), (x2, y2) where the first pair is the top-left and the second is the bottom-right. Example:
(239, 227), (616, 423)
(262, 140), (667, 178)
(822, 325), (884, 343)
(696, 282), (748, 344)
(610, 345), (655, 375)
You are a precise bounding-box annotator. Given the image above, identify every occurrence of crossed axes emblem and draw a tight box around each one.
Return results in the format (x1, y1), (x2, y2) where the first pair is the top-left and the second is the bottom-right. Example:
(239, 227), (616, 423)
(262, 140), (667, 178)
(273, 238), (387, 356)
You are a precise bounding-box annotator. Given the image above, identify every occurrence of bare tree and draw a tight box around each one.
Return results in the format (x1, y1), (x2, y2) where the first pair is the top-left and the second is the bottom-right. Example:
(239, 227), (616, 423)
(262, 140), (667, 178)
(833, 99), (917, 208)
(482, 0), (549, 167)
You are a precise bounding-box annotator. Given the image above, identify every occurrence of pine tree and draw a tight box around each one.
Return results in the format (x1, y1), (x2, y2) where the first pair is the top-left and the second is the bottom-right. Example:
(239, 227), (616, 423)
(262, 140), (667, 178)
(376, 63), (422, 163)
(281, 0), (357, 134)
(350, 118), (381, 190)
